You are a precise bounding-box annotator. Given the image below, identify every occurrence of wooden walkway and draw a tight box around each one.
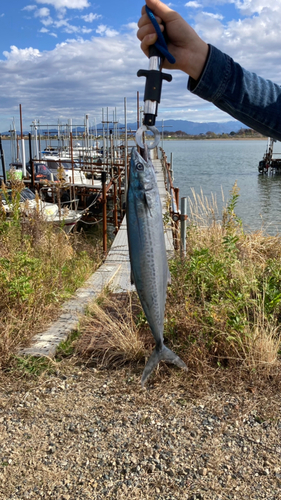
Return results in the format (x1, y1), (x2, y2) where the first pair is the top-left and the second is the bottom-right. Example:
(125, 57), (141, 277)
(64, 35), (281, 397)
(20, 151), (175, 357)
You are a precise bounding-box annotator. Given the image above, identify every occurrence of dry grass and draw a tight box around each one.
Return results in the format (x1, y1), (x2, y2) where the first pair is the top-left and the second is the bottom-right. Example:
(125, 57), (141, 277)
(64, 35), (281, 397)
(165, 184), (281, 377)
(76, 293), (148, 367)
(72, 184), (281, 382)
(0, 181), (103, 367)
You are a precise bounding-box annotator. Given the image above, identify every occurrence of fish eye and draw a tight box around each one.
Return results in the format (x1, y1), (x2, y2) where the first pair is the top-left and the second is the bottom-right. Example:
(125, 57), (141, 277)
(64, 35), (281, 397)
(136, 163), (144, 171)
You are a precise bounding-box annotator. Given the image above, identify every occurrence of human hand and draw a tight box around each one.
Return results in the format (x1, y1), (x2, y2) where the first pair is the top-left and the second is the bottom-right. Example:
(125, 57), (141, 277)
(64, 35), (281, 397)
(137, 0), (209, 80)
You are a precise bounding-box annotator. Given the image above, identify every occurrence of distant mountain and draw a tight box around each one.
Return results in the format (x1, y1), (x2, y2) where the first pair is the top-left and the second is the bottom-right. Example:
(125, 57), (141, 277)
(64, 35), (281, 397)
(156, 119), (247, 135)
(113, 119), (247, 135)
(0, 119), (247, 137)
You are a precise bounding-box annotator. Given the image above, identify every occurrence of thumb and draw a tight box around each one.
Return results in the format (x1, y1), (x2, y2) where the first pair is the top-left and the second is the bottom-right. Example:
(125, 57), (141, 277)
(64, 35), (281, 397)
(145, 0), (174, 20)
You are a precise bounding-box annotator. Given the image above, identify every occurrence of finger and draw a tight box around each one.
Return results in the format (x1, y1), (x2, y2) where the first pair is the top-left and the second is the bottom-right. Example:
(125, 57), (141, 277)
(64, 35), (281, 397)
(137, 23), (164, 41)
(138, 12), (163, 28)
(140, 33), (158, 55)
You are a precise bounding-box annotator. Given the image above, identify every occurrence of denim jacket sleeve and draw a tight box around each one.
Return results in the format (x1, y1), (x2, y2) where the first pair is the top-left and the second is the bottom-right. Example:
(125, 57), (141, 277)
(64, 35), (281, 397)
(188, 45), (281, 142)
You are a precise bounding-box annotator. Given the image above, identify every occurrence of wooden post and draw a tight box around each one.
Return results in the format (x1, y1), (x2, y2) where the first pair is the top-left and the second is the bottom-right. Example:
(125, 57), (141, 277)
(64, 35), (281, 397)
(102, 171), (107, 254)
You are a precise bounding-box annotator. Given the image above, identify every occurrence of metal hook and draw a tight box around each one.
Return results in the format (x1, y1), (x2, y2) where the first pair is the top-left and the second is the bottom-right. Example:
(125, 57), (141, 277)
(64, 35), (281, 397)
(135, 124), (160, 150)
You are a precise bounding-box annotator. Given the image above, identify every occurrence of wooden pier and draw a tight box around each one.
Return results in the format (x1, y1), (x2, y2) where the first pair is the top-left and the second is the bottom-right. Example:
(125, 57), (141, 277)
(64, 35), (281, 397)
(20, 150), (177, 358)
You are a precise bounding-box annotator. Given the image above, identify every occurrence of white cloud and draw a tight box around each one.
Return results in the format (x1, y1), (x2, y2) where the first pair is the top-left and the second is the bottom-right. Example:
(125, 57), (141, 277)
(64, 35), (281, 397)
(81, 27), (92, 33)
(125, 22), (138, 31)
(54, 18), (82, 33)
(22, 5), (37, 11)
(185, 1), (202, 8)
(35, 7), (51, 17)
(96, 24), (119, 37)
(41, 16), (54, 26)
(233, 0), (274, 15)
(193, 5), (281, 81)
(0, 34), (144, 129)
(36, 0), (90, 9)
(81, 13), (101, 22)
(0, 13), (4, 17)
(3, 46), (41, 61)
(1, 3), (281, 131)
(202, 11), (224, 19)
(39, 27), (49, 32)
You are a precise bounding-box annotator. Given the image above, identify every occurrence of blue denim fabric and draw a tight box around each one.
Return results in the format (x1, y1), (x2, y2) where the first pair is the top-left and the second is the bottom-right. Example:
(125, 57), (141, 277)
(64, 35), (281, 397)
(188, 45), (281, 141)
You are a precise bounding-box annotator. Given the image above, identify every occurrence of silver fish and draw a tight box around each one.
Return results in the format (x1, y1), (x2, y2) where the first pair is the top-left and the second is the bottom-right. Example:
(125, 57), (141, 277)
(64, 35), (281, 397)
(127, 146), (188, 386)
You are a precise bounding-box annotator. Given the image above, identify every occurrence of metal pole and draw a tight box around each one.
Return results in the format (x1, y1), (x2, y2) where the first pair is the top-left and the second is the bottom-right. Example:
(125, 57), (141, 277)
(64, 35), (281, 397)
(38, 122), (41, 160)
(174, 187), (180, 250)
(113, 179), (118, 231)
(19, 104), (26, 177)
(124, 97), (128, 197)
(34, 120), (39, 159)
(28, 133), (35, 189)
(70, 132), (74, 185)
(175, 187), (179, 212)
(137, 91), (140, 130)
(107, 107), (109, 167)
(110, 129), (114, 179)
(170, 152), (173, 181)
(180, 197), (187, 258)
(0, 136), (6, 184)
(118, 164), (122, 222)
(101, 171), (107, 254)
(102, 108), (106, 164)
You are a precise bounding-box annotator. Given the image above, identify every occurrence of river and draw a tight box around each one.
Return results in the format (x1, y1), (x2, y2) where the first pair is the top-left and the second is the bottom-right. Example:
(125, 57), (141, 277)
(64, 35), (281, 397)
(161, 139), (281, 235)
(2, 137), (281, 234)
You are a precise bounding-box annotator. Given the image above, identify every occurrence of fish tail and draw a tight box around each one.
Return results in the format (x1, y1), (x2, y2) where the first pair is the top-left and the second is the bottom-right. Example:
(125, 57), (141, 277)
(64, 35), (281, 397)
(141, 345), (188, 387)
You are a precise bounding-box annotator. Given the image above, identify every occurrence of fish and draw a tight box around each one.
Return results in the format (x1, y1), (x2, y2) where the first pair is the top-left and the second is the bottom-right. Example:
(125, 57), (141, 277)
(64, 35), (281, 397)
(127, 146), (188, 386)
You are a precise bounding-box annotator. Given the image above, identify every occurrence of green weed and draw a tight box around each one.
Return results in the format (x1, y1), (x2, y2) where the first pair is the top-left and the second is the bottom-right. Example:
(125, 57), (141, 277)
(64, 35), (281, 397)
(14, 356), (55, 377)
(166, 184), (281, 373)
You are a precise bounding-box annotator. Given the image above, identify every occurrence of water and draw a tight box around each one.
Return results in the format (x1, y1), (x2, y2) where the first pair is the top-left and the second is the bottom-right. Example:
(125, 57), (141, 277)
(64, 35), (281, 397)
(161, 139), (281, 234)
(2, 137), (281, 234)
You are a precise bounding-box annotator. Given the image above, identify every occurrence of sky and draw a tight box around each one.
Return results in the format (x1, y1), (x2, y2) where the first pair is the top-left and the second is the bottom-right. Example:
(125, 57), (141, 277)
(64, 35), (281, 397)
(0, 0), (281, 132)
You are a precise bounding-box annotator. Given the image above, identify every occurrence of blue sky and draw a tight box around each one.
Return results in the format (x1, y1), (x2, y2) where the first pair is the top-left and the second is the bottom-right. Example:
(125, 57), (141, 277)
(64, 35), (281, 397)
(0, 0), (281, 131)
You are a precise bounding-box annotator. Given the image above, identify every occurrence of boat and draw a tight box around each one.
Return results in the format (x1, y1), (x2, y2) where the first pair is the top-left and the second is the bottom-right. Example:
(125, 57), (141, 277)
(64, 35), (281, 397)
(0, 187), (82, 234)
(258, 137), (281, 173)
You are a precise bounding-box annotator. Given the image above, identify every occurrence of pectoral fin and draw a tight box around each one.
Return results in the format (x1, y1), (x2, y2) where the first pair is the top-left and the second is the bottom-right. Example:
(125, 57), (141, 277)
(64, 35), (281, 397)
(144, 191), (153, 210)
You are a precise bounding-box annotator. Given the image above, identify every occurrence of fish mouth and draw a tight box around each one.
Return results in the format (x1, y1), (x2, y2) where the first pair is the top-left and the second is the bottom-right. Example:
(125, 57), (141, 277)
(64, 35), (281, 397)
(139, 145), (149, 162)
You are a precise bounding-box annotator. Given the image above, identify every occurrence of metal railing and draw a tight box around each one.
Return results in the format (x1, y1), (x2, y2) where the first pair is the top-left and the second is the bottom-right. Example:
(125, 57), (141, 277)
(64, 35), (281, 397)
(160, 148), (188, 256)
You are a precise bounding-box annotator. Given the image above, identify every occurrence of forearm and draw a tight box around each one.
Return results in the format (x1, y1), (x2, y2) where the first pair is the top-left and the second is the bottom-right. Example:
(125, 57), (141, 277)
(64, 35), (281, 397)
(188, 45), (281, 142)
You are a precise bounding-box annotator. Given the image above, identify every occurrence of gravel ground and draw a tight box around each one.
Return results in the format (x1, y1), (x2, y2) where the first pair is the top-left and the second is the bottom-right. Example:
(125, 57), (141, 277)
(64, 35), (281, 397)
(0, 365), (281, 500)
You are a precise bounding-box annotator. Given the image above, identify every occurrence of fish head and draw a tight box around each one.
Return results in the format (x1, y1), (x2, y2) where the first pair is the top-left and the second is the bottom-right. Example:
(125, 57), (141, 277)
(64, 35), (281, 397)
(129, 147), (156, 199)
